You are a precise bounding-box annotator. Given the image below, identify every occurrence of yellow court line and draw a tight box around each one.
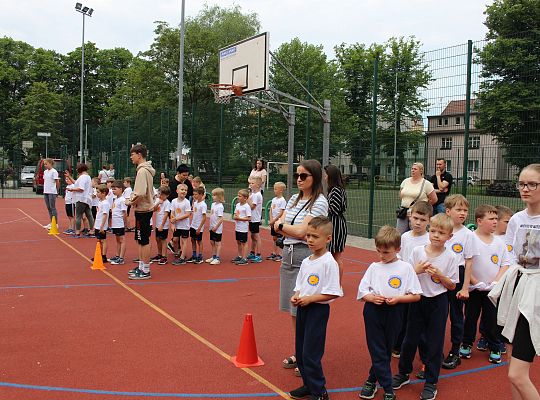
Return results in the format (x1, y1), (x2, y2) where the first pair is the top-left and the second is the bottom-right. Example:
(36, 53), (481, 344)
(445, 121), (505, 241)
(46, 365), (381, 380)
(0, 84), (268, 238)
(17, 208), (290, 399)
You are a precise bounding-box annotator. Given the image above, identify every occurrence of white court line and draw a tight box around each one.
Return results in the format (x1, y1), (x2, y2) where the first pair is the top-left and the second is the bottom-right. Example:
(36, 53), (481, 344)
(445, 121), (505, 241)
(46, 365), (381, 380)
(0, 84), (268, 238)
(0, 217), (29, 225)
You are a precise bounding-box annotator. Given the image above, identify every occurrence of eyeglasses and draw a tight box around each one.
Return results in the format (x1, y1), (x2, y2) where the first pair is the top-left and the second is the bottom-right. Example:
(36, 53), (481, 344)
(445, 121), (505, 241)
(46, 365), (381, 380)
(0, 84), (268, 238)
(293, 172), (312, 181)
(516, 182), (539, 191)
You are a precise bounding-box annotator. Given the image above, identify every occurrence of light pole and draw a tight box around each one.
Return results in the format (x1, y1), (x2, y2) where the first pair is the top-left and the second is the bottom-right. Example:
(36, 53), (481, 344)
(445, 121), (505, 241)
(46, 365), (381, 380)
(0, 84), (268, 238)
(75, 3), (93, 165)
(177, 0), (185, 167)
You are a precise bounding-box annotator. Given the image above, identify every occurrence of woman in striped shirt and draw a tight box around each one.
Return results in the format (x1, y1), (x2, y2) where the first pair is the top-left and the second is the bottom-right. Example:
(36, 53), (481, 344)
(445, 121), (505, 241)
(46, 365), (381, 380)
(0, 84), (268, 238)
(325, 164), (347, 283)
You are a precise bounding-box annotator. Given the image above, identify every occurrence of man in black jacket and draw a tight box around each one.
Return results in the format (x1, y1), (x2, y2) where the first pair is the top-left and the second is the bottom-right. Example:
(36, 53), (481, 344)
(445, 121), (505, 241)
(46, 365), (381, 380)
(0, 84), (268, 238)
(429, 158), (453, 215)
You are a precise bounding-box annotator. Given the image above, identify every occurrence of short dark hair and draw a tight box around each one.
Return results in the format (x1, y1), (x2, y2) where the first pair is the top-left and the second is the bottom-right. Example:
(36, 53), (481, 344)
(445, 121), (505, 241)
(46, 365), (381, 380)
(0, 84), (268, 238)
(96, 184), (108, 194)
(159, 185), (171, 196)
(410, 201), (433, 217)
(177, 164), (189, 174)
(308, 216), (333, 235)
(130, 144), (147, 158)
(111, 180), (124, 189)
(76, 163), (88, 173)
(194, 186), (205, 195)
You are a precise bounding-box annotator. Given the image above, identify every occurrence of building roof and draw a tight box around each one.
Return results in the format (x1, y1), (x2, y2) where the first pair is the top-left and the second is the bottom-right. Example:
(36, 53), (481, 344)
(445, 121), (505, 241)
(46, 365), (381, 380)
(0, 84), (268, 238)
(440, 99), (476, 115)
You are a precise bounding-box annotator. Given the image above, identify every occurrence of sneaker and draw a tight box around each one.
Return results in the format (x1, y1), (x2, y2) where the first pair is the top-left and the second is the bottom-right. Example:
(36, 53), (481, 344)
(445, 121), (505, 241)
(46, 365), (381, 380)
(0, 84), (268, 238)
(459, 344), (472, 359)
(476, 337), (488, 352)
(186, 257), (196, 263)
(391, 373), (410, 390)
(111, 257), (125, 265)
(391, 350), (400, 358)
(247, 253), (256, 260)
(71, 234), (82, 239)
(210, 258), (221, 265)
(231, 256), (242, 263)
(420, 383), (437, 400)
(359, 381), (377, 399)
(309, 390), (329, 400)
(149, 255), (161, 264)
(442, 352), (461, 369)
(43, 223), (51, 229)
(205, 257), (215, 263)
(108, 256), (120, 262)
(172, 258), (187, 265)
(289, 385), (311, 399)
(128, 267), (139, 276)
(166, 241), (175, 254)
(128, 269), (151, 280)
(63, 229), (74, 235)
(158, 257), (168, 265)
(500, 343), (507, 354)
(274, 255), (283, 262)
(250, 255), (263, 263)
(489, 349), (502, 364)
(235, 258), (248, 265)
(132, 258), (140, 263)
(266, 253), (276, 260)
(416, 364), (426, 380)
(383, 394), (396, 400)
(193, 257), (203, 264)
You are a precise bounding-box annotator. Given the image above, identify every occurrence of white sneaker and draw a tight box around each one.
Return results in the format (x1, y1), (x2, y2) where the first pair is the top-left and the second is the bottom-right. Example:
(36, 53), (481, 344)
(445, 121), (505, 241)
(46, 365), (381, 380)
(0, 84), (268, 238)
(205, 257), (214, 263)
(210, 258), (221, 265)
(43, 223), (51, 229)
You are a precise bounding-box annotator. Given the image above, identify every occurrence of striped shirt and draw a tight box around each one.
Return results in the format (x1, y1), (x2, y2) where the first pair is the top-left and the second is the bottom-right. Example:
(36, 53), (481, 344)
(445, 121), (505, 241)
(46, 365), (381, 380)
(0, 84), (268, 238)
(283, 193), (328, 245)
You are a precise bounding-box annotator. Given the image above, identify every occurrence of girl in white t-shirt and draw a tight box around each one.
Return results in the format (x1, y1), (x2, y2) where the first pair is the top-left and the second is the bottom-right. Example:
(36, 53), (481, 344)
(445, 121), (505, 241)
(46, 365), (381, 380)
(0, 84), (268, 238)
(207, 188), (225, 265)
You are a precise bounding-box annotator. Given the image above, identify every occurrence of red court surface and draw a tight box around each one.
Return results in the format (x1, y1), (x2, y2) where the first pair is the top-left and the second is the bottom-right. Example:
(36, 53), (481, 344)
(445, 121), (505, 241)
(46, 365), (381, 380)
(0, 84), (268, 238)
(1, 199), (538, 399)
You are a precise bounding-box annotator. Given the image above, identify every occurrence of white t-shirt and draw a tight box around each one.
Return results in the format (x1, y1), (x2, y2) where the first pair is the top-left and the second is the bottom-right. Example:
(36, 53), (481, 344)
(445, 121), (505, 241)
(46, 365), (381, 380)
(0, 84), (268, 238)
(505, 210), (540, 269)
(94, 199), (110, 230)
(409, 245), (459, 297)
(271, 196), (287, 219)
(399, 178), (435, 207)
(399, 231), (430, 263)
(357, 259), (423, 300)
(74, 174), (92, 205)
(190, 199), (207, 231)
(171, 198), (191, 230)
(123, 187), (132, 200)
(294, 252), (343, 303)
(249, 191), (263, 223)
(446, 225), (479, 266)
(98, 169), (108, 184)
(111, 196), (127, 229)
(470, 233), (511, 289)
(43, 168), (59, 195)
(284, 194), (329, 245)
(154, 199), (171, 229)
(210, 202), (224, 234)
(65, 184), (75, 204)
(106, 189), (114, 208)
(91, 188), (100, 207)
(234, 202), (251, 233)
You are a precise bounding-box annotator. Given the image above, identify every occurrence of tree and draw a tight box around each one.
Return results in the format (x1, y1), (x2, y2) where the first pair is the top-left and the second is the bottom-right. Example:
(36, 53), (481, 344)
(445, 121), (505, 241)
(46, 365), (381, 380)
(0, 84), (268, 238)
(475, 0), (540, 169)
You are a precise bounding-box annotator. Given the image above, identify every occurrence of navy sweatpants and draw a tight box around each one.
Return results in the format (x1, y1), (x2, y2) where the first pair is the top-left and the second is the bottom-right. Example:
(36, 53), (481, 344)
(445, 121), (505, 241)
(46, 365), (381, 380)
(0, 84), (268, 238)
(296, 303), (330, 397)
(364, 302), (405, 393)
(463, 290), (501, 351)
(448, 265), (465, 353)
(399, 293), (448, 384)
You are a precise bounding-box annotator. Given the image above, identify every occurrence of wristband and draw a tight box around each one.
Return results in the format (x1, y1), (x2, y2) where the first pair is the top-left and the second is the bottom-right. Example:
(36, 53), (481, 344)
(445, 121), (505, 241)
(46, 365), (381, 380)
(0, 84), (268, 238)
(278, 223), (284, 231)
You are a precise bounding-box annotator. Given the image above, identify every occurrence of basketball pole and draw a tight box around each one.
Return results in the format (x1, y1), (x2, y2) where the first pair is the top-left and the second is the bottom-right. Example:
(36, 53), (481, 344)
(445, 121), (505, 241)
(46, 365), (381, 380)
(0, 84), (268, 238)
(176, 0), (185, 167)
(287, 105), (295, 200)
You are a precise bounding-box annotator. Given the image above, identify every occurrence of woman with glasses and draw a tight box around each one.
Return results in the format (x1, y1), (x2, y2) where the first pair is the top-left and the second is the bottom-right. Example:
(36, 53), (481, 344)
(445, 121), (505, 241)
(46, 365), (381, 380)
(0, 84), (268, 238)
(274, 159), (329, 378)
(490, 164), (540, 400)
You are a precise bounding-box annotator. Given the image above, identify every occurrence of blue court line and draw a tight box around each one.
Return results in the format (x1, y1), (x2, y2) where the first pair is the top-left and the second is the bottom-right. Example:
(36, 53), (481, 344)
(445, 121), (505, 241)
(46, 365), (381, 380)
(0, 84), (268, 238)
(0, 362), (508, 398)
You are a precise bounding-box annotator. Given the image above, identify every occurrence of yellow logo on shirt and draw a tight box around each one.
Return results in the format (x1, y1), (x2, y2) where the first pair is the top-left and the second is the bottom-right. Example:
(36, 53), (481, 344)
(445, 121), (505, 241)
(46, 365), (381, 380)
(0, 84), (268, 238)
(431, 276), (441, 284)
(452, 243), (464, 254)
(491, 254), (499, 264)
(307, 274), (320, 286)
(388, 276), (402, 289)
(507, 244), (513, 252)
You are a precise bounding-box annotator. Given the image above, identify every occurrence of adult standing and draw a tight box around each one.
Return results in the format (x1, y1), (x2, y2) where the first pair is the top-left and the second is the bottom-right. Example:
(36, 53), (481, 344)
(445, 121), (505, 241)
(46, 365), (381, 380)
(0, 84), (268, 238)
(107, 164), (115, 180)
(66, 163), (94, 238)
(168, 164), (193, 202)
(98, 165), (109, 184)
(249, 159), (268, 194)
(397, 162), (437, 234)
(429, 158), (453, 215)
(42, 158), (60, 229)
(273, 159), (329, 377)
(126, 144), (156, 280)
(324, 164), (347, 283)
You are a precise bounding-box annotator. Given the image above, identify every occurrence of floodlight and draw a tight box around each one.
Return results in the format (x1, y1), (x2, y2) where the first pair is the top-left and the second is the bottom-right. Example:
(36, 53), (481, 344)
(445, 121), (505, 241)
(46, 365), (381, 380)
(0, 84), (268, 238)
(87, 8), (93, 16)
(75, 3), (82, 10)
(82, 6), (89, 13)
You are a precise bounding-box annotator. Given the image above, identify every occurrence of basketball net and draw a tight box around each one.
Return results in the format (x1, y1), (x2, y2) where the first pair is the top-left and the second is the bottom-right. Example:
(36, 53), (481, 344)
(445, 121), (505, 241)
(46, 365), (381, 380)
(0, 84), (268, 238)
(209, 84), (243, 104)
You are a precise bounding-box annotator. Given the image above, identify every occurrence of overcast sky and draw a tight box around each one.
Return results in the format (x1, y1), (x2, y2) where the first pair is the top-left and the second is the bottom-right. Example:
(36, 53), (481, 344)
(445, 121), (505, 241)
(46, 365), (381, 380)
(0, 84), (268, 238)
(2, 0), (492, 57)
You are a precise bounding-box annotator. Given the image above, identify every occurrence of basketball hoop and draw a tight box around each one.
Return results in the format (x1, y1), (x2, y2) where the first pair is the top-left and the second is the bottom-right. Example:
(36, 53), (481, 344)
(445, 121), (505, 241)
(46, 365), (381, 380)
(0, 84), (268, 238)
(209, 84), (243, 104)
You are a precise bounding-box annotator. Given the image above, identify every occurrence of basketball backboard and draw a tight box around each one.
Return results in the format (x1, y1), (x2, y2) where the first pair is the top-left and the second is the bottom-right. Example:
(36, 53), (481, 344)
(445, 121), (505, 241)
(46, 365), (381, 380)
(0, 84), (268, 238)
(218, 32), (269, 96)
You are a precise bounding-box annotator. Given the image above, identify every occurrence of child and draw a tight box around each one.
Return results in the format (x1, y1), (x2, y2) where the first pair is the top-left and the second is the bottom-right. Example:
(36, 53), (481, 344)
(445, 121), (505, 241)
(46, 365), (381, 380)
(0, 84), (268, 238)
(108, 180), (128, 265)
(123, 177), (134, 231)
(187, 186), (207, 264)
(267, 181), (287, 261)
(233, 189), (252, 265)
(106, 178), (115, 231)
(358, 226), (422, 400)
(63, 177), (76, 235)
(150, 186), (171, 265)
(288, 216), (342, 400)
(490, 164), (540, 399)
(93, 185), (110, 264)
(441, 194), (479, 370)
(248, 176), (264, 263)
(495, 205), (513, 236)
(192, 176), (205, 194)
(206, 188), (224, 265)
(42, 158), (60, 229)
(392, 213), (459, 400)
(170, 184), (192, 265)
(460, 204), (510, 364)
(91, 177), (100, 222)
(393, 201), (432, 359)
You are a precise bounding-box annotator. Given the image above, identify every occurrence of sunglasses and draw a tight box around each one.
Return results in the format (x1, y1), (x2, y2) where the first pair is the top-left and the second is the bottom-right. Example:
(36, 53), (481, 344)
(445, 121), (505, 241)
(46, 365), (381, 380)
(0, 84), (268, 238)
(293, 172), (312, 181)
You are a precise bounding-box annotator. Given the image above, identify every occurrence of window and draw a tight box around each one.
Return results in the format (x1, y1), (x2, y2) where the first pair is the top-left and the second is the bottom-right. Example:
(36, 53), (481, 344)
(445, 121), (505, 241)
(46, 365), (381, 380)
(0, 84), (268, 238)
(340, 165), (345, 174)
(387, 165), (392, 174)
(348, 165), (353, 174)
(444, 118), (449, 125)
(468, 135), (480, 149)
(456, 117), (461, 125)
(468, 160), (479, 172)
(446, 160), (452, 172)
(441, 137), (452, 149)
(438, 118), (442, 126)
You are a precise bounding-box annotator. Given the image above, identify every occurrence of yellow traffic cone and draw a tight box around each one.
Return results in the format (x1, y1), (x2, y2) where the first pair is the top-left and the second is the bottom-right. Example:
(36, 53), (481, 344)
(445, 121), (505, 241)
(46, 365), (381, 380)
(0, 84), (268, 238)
(48, 216), (59, 235)
(90, 242), (106, 270)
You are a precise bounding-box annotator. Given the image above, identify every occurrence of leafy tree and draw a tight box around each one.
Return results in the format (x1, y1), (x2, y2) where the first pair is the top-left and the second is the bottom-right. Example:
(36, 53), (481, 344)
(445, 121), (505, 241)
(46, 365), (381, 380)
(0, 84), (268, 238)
(475, 0), (540, 169)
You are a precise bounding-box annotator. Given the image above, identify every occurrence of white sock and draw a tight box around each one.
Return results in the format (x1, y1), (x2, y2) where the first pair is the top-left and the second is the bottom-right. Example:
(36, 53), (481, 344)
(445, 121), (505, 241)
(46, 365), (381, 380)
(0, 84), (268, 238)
(141, 263), (150, 273)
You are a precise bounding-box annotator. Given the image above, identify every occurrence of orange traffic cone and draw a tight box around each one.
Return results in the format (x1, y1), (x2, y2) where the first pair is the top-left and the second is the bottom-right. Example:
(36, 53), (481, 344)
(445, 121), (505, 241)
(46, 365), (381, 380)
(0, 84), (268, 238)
(48, 216), (59, 235)
(231, 314), (264, 367)
(90, 242), (106, 270)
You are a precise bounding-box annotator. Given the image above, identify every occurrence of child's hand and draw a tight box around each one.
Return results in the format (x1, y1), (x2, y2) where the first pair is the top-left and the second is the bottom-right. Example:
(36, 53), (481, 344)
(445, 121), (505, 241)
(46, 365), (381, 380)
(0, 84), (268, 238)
(196, 228), (201, 235)
(385, 297), (399, 305)
(457, 289), (469, 300)
(99, 229), (105, 234)
(296, 296), (313, 307)
(364, 294), (386, 305)
(414, 261), (430, 274)
(158, 227), (163, 232)
(290, 295), (300, 306)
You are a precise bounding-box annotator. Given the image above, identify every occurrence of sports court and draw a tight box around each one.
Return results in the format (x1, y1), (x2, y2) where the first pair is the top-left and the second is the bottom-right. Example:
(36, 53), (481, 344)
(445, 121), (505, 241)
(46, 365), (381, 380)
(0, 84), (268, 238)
(2, 198), (538, 400)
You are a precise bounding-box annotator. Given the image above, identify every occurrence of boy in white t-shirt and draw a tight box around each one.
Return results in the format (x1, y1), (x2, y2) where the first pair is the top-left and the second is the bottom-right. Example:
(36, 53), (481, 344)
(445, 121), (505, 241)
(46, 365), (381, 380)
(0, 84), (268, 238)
(392, 213), (459, 400)
(122, 177), (134, 231)
(267, 181), (287, 262)
(460, 205), (510, 364)
(42, 158), (60, 229)
(233, 189), (251, 265)
(93, 185), (111, 264)
(358, 226), (422, 400)
(150, 186), (171, 265)
(187, 186), (207, 264)
(247, 176), (264, 263)
(170, 184), (192, 265)
(108, 181), (128, 265)
(288, 216), (342, 400)
(63, 177), (76, 235)
(206, 188), (225, 265)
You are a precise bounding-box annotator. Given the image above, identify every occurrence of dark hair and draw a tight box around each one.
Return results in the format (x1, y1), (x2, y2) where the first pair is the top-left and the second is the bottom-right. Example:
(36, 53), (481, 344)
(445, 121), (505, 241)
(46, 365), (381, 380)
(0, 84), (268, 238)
(308, 216), (333, 235)
(291, 159), (324, 211)
(177, 164), (189, 174)
(76, 163), (88, 173)
(324, 164), (345, 192)
(159, 185), (171, 196)
(111, 180), (124, 190)
(410, 201), (433, 217)
(96, 184), (108, 194)
(130, 144), (147, 158)
(253, 158), (265, 171)
(194, 186), (205, 195)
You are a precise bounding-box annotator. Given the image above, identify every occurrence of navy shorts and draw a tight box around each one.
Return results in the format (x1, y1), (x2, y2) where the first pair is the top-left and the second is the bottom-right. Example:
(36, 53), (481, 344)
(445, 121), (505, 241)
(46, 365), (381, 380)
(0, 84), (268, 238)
(190, 227), (203, 241)
(155, 228), (169, 240)
(249, 221), (260, 233)
(95, 230), (106, 240)
(112, 227), (125, 236)
(236, 231), (248, 243)
(65, 204), (75, 218)
(209, 230), (222, 242)
(173, 228), (189, 238)
(135, 211), (152, 246)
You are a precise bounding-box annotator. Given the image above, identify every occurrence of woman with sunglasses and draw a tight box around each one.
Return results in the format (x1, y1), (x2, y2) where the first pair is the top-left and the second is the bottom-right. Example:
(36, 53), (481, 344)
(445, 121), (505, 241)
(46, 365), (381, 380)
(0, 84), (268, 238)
(274, 159), (329, 378)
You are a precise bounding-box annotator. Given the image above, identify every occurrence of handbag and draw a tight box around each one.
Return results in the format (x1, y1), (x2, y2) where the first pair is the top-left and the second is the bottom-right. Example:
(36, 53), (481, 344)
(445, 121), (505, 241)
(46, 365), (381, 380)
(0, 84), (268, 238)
(396, 179), (426, 219)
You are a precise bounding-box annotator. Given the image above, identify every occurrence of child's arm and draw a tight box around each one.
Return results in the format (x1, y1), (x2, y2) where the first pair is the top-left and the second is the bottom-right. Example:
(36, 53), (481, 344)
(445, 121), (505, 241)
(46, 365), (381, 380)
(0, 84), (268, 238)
(493, 265), (510, 283)
(269, 205), (276, 225)
(99, 212), (107, 232)
(295, 294), (338, 307)
(385, 293), (421, 305)
(196, 214), (206, 234)
(361, 293), (387, 305)
(122, 210), (128, 229)
(212, 216), (223, 232)
(457, 257), (473, 300)
(426, 265), (456, 291)
(159, 211), (169, 231)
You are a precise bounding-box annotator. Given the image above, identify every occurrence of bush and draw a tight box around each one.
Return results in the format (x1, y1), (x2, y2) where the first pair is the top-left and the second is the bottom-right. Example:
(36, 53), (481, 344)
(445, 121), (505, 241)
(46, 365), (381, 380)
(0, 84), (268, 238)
(486, 182), (520, 198)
